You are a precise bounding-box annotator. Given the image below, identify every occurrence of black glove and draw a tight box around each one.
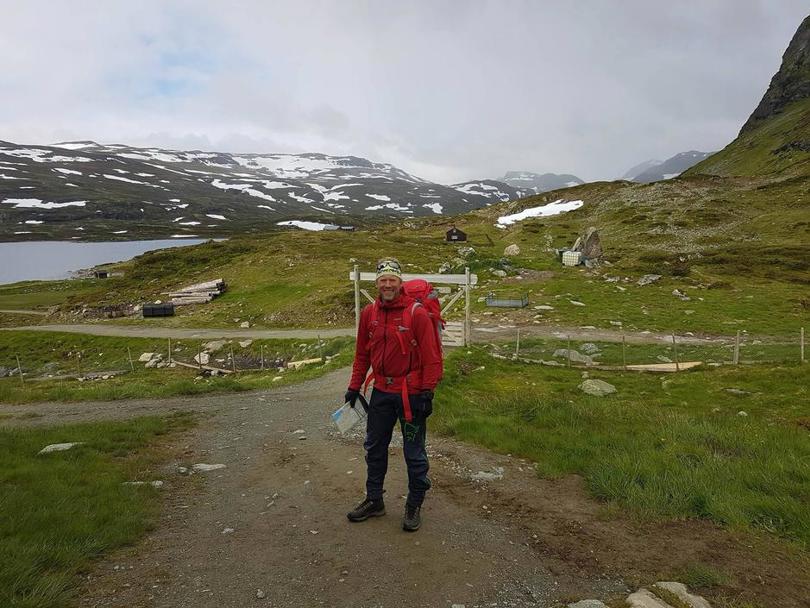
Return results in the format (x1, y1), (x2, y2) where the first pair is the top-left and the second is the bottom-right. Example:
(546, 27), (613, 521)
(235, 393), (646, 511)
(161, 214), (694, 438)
(345, 389), (360, 408)
(415, 390), (434, 417)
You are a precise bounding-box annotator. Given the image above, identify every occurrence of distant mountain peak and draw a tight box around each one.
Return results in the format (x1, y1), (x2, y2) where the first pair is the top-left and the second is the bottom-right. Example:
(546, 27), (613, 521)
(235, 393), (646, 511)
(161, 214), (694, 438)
(625, 151), (712, 183)
(501, 171), (584, 193)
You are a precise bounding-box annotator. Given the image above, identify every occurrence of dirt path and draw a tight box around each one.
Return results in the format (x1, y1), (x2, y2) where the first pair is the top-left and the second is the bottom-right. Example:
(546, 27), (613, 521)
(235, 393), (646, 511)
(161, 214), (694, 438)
(3, 322), (726, 345)
(4, 370), (806, 608)
(0, 309), (48, 315)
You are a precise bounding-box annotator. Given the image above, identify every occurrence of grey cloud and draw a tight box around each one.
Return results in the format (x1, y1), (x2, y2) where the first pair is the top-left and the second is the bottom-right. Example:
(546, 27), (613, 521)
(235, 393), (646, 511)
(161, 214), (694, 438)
(0, 1), (807, 183)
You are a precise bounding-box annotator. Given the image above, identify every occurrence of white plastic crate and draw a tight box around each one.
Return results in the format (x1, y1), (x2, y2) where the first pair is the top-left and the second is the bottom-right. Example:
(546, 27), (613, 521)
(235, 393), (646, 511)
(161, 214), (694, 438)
(562, 250), (582, 266)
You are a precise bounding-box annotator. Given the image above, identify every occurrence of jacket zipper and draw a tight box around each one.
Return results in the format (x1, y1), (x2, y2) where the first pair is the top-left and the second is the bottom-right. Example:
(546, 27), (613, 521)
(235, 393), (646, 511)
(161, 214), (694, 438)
(380, 308), (388, 378)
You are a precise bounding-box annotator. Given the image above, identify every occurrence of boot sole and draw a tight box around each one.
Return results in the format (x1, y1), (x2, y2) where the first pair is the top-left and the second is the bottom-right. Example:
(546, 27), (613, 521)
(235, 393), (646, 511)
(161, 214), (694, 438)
(402, 522), (421, 532)
(347, 509), (385, 522)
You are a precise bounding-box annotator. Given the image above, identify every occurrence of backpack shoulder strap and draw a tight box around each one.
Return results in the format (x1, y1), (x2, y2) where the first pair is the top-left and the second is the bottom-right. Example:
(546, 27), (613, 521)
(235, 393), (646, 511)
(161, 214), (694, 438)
(367, 301), (381, 342)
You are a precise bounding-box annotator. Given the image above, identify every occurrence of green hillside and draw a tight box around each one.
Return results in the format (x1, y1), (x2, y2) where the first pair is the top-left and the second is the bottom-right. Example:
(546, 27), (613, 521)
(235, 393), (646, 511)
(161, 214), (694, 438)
(685, 97), (810, 177)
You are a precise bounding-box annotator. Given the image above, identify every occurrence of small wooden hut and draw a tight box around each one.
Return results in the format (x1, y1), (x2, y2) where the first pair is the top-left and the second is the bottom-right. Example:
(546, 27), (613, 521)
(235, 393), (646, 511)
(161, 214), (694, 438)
(445, 226), (467, 243)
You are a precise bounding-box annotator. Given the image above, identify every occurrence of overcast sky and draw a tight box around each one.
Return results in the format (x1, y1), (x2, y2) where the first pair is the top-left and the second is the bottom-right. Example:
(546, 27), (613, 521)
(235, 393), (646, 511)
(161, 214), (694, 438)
(1, 1), (807, 183)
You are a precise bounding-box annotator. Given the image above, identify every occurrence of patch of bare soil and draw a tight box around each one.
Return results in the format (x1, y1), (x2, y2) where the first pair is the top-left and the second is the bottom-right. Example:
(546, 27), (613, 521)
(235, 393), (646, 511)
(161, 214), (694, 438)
(8, 369), (806, 607)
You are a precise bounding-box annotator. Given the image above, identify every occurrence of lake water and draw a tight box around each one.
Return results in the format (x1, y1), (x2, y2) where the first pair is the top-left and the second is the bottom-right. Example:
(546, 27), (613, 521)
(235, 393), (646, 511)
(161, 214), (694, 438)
(0, 239), (210, 285)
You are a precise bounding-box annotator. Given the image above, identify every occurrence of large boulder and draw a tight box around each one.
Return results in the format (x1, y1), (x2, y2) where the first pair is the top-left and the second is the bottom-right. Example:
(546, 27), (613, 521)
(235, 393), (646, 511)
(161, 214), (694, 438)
(503, 244), (521, 257)
(573, 227), (603, 258)
(578, 379), (617, 396)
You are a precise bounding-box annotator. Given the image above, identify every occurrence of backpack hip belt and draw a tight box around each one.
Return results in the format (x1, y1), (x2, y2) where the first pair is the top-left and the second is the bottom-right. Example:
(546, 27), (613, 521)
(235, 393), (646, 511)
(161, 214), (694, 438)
(366, 372), (416, 422)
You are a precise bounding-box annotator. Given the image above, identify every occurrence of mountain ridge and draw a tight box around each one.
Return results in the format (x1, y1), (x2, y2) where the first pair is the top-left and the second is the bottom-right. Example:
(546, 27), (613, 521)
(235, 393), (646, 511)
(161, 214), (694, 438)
(687, 15), (810, 178)
(0, 140), (529, 241)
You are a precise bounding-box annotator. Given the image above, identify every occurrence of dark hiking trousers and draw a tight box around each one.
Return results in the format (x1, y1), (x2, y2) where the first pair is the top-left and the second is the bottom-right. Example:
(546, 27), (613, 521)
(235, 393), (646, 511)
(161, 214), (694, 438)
(364, 388), (431, 507)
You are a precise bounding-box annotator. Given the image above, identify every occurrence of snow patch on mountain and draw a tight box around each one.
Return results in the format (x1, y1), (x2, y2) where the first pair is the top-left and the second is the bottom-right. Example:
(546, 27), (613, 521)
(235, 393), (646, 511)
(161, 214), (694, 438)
(496, 199), (584, 227)
(277, 220), (337, 231)
(2, 198), (87, 209)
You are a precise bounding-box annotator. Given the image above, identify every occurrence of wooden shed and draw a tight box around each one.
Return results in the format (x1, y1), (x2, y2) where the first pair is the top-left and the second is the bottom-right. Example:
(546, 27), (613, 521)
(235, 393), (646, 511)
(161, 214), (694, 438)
(446, 226), (467, 243)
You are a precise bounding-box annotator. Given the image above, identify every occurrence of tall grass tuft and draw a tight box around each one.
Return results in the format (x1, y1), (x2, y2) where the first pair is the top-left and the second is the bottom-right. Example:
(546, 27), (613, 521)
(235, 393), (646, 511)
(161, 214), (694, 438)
(0, 414), (192, 608)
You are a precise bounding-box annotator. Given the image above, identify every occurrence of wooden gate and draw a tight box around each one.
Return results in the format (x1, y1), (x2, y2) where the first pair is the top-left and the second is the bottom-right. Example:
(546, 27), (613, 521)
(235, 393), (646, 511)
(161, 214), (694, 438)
(441, 321), (465, 347)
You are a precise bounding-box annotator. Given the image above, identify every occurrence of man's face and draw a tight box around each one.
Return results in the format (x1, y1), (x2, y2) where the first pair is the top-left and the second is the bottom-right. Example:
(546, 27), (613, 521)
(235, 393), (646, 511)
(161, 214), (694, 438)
(376, 275), (402, 301)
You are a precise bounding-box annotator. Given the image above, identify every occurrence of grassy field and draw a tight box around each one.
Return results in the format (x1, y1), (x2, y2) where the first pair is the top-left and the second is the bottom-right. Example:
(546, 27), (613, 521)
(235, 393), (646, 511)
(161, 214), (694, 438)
(433, 347), (810, 547)
(0, 168), (807, 336)
(0, 413), (194, 608)
(0, 331), (353, 404)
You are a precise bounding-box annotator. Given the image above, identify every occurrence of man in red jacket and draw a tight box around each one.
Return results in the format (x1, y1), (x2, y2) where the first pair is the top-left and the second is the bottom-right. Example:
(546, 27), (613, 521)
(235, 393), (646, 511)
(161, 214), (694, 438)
(344, 258), (442, 532)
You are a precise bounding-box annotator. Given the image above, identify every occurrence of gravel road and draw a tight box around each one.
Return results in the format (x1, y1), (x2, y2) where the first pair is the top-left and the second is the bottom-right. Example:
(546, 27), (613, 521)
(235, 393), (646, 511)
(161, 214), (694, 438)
(4, 368), (806, 607)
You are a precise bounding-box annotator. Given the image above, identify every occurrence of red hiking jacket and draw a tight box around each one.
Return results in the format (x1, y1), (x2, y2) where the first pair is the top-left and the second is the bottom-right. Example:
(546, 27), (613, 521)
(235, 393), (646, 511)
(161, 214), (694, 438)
(349, 293), (442, 394)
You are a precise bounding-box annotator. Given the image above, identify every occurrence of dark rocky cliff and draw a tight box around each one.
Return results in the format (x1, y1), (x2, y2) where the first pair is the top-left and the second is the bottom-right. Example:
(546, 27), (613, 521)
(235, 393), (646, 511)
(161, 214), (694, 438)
(740, 15), (810, 134)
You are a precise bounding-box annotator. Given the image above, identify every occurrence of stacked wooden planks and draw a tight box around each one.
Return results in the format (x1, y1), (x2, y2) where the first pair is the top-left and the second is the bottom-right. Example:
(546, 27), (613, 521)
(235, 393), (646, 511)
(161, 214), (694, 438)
(169, 279), (227, 306)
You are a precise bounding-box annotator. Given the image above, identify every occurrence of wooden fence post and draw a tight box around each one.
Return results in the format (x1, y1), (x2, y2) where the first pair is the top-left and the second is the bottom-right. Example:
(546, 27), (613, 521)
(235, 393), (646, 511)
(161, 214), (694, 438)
(77, 351), (82, 377)
(464, 266), (471, 346)
(353, 264), (361, 334)
(622, 334), (627, 371)
(567, 335), (572, 368)
(260, 344), (265, 370)
(672, 333), (680, 372)
(15, 354), (24, 385)
(198, 343), (203, 370)
(230, 344), (237, 373)
(168, 338), (172, 365)
(515, 328), (521, 358)
(733, 330), (740, 365)
(127, 347), (134, 372)
(801, 327), (805, 364)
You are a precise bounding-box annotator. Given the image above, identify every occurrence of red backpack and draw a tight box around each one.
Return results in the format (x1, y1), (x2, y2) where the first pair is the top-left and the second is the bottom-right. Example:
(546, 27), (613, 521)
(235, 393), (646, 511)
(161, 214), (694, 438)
(402, 279), (446, 358)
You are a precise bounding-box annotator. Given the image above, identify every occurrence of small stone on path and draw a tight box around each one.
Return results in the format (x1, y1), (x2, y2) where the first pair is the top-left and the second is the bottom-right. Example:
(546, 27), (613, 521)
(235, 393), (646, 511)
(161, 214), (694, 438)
(256, 589), (266, 599)
(470, 467), (504, 481)
(654, 582), (712, 608)
(192, 463), (227, 472)
(568, 601), (608, 608)
(627, 589), (676, 608)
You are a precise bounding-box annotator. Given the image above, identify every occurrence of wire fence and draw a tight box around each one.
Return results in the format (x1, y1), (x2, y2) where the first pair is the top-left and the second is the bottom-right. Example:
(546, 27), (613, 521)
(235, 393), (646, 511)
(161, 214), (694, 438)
(486, 326), (807, 372)
(0, 336), (343, 385)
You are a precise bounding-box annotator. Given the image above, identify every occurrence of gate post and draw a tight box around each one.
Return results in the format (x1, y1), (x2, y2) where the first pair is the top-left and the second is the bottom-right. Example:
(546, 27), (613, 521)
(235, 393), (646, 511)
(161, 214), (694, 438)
(353, 264), (361, 335)
(464, 266), (471, 346)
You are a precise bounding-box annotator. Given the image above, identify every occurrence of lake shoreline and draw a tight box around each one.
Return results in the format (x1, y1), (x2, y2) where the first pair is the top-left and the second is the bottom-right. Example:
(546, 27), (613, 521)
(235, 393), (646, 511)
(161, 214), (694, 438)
(0, 239), (218, 285)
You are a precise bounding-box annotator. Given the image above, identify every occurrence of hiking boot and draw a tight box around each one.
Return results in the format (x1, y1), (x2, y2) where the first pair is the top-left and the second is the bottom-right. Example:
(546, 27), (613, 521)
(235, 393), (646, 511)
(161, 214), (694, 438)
(347, 497), (385, 522)
(402, 502), (421, 532)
